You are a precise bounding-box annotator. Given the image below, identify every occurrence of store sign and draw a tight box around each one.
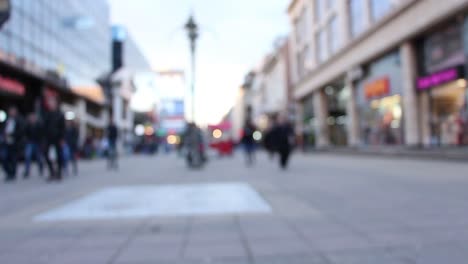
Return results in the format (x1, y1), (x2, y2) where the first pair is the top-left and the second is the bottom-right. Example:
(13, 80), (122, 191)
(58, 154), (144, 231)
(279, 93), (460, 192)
(365, 78), (390, 99)
(0, 75), (25, 96)
(417, 68), (460, 90)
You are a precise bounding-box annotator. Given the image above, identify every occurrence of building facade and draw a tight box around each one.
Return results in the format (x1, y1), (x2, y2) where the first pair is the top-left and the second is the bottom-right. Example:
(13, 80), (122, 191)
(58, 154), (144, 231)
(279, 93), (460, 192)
(289, 0), (468, 149)
(237, 38), (294, 135)
(0, 0), (112, 143)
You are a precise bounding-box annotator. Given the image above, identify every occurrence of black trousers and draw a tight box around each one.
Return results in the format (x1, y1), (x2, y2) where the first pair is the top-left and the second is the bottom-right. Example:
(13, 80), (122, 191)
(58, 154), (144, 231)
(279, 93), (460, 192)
(278, 148), (291, 169)
(44, 141), (63, 179)
(2, 144), (18, 180)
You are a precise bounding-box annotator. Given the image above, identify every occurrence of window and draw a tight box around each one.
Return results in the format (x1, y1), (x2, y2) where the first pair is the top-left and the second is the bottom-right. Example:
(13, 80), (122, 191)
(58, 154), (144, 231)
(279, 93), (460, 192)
(317, 30), (328, 63)
(315, 0), (326, 22)
(328, 0), (337, 9)
(350, 0), (365, 37)
(371, 0), (387, 20)
(371, 0), (399, 21)
(329, 16), (340, 54)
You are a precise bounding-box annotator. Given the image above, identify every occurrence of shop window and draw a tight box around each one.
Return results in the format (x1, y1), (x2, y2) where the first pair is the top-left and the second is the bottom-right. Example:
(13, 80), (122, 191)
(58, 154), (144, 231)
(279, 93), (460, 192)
(325, 84), (349, 146)
(422, 22), (464, 74)
(429, 80), (468, 146)
(361, 95), (403, 146)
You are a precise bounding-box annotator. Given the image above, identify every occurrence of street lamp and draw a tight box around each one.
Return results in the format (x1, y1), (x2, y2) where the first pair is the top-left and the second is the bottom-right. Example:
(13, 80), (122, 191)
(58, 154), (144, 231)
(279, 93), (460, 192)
(185, 15), (198, 123)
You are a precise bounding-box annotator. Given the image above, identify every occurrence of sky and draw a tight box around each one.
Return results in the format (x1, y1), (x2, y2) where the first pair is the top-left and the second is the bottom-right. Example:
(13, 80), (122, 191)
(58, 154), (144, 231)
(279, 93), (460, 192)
(109, 0), (290, 125)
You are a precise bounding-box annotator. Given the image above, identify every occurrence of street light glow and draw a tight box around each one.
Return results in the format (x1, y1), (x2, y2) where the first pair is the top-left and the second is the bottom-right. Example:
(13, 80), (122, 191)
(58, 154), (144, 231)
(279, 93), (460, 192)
(135, 124), (145, 136)
(213, 129), (223, 139)
(253, 131), (262, 141)
(0, 110), (6, 123)
(65, 111), (76, 121)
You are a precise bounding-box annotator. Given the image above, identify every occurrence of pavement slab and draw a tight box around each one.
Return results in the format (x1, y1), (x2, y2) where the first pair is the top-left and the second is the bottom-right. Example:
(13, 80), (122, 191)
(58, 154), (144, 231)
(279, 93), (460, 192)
(1, 153), (468, 263)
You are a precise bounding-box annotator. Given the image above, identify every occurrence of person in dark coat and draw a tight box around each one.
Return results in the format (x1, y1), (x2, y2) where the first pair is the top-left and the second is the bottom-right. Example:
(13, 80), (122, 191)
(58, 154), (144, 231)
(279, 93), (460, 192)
(263, 120), (276, 160)
(271, 115), (295, 169)
(23, 113), (44, 178)
(106, 120), (119, 170)
(241, 120), (256, 166)
(43, 98), (66, 181)
(64, 120), (79, 175)
(1, 107), (24, 182)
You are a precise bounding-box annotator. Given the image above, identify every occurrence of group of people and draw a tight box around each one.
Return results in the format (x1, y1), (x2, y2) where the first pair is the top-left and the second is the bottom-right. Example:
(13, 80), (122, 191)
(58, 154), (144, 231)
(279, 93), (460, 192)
(0, 99), (75, 182)
(241, 115), (295, 169)
(0, 97), (120, 183)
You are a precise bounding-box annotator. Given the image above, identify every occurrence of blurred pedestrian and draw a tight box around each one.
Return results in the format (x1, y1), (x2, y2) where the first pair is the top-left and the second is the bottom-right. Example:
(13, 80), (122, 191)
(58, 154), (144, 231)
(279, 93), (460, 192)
(106, 120), (119, 170)
(241, 120), (256, 166)
(263, 120), (276, 160)
(271, 115), (294, 170)
(64, 120), (79, 175)
(1, 107), (24, 182)
(181, 122), (206, 168)
(43, 98), (66, 182)
(23, 113), (44, 178)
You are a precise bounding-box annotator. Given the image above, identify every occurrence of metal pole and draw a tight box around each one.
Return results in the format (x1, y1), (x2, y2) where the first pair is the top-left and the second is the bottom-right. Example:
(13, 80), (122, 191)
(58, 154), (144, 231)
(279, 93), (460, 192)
(190, 40), (196, 123)
(185, 15), (198, 123)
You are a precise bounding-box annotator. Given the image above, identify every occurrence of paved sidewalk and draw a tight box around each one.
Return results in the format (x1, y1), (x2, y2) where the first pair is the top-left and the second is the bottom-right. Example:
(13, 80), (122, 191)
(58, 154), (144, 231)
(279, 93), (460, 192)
(316, 146), (468, 162)
(1, 153), (468, 263)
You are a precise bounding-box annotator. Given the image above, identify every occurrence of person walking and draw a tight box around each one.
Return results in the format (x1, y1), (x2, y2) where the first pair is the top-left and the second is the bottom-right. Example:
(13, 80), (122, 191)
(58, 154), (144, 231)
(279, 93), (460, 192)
(43, 98), (66, 182)
(1, 107), (24, 182)
(23, 113), (44, 178)
(271, 115), (295, 170)
(106, 120), (119, 170)
(241, 120), (256, 166)
(64, 120), (79, 175)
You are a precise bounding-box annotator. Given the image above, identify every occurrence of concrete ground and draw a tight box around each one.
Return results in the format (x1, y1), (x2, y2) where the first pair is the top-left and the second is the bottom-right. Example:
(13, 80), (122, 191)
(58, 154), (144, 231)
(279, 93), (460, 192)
(1, 152), (468, 263)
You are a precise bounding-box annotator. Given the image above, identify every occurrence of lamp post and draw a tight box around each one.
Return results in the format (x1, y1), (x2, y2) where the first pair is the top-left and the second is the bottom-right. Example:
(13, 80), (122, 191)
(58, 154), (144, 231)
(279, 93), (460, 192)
(185, 15), (198, 123)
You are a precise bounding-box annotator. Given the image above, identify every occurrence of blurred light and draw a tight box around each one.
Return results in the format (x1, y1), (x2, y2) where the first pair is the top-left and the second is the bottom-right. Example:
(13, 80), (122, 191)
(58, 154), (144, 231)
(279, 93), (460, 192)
(0, 110), (6, 123)
(167, 135), (178, 145)
(458, 79), (467, 88)
(212, 129), (223, 139)
(253, 131), (262, 141)
(135, 124), (145, 136)
(336, 116), (347, 125)
(393, 106), (403, 120)
(145, 126), (154, 136)
(65, 111), (76, 121)
(391, 120), (400, 129)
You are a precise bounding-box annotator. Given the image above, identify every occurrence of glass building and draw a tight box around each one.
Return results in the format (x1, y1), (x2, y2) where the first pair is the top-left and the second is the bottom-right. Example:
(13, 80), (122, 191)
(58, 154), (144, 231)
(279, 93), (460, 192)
(0, 0), (111, 90)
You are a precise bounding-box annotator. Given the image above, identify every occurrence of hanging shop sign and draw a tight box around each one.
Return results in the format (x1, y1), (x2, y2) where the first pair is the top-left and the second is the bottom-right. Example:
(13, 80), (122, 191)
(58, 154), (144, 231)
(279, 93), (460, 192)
(0, 74), (25, 96)
(417, 67), (463, 90)
(364, 77), (390, 100)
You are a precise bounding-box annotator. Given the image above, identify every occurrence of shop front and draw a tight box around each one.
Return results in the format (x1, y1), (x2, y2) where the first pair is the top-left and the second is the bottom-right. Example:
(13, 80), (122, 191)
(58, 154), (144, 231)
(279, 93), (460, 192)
(417, 67), (468, 146)
(417, 19), (468, 146)
(357, 51), (404, 146)
(324, 81), (349, 146)
(301, 95), (315, 149)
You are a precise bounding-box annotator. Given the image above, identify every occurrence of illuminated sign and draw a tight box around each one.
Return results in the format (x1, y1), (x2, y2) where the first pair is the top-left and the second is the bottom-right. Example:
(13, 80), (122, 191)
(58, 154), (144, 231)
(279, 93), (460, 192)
(365, 77), (390, 100)
(0, 75), (25, 96)
(417, 68), (461, 90)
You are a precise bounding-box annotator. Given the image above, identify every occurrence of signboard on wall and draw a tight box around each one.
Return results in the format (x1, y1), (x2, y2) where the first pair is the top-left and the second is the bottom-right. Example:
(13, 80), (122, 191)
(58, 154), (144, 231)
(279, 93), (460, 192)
(364, 77), (390, 100)
(417, 67), (462, 90)
(0, 75), (25, 96)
